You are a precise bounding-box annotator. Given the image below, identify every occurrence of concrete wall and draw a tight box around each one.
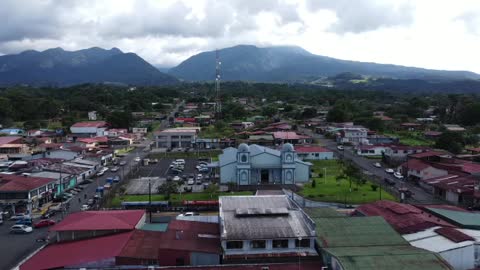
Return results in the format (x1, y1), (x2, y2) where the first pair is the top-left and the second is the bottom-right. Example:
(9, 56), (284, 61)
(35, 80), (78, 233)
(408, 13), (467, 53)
(222, 238), (316, 256)
(297, 152), (334, 160)
(190, 252), (219, 266)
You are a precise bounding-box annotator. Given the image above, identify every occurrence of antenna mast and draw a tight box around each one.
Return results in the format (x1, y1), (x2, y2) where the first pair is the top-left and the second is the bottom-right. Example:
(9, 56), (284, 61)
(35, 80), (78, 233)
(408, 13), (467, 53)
(215, 49), (222, 119)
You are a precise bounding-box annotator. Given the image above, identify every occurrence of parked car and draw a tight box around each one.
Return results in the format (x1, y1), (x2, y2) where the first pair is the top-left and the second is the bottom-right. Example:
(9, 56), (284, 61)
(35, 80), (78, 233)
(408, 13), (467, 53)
(172, 176), (181, 181)
(119, 160), (127, 166)
(9, 213), (30, 221)
(198, 167), (209, 173)
(393, 172), (404, 179)
(97, 170), (106, 177)
(175, 159), (186, 165)
(373, 162), (382, 168)
(385, 168), (395, 174)
(10, 225), (33, 234)
(33, 219), (56, 228)
(16, 218), (33, 226)
(337, 145), (344, 151)
(87, 199), (95, 206)
(134, 157), (141, 162)
(81, 205), (90, 211)
(187, 179), (195, 185)
(113, 176), (120, 182)
(197, 174), (203, 180)
(111, 166), (119, 172)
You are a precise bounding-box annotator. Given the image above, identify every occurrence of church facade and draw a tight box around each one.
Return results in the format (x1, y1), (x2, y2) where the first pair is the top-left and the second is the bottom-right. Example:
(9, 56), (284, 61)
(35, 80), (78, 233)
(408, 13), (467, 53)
(218, 143), (311, 185)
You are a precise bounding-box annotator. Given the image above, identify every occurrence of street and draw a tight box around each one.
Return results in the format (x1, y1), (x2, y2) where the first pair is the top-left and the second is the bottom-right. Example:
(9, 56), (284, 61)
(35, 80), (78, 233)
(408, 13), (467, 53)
(298, 127), (441, 204)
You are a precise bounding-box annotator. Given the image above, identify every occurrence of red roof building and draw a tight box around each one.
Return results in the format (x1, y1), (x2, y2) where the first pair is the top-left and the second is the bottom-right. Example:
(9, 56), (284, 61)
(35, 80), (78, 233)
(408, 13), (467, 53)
(77, 136), (109, 144)
(51, 210), (145, 232)
(354, 200), (455, 234)
(20, 231), (134, 270)
(0, 136), (23, 145)
(295, 145), (331, 153)
(0, 174), (55, 192)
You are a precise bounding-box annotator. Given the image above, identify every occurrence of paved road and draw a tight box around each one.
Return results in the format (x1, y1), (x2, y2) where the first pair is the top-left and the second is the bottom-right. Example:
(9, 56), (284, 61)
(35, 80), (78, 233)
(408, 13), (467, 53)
(299, 127), (441, 204)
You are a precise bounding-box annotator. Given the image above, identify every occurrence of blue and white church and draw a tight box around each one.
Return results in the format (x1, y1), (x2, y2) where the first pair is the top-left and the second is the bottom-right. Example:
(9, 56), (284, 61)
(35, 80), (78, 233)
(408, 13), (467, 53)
(218, 143), (311, 185)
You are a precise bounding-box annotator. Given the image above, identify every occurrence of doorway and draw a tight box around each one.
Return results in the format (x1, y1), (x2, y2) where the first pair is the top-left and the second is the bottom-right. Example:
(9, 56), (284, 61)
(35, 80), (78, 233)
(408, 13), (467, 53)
(261, 169), (269, 183)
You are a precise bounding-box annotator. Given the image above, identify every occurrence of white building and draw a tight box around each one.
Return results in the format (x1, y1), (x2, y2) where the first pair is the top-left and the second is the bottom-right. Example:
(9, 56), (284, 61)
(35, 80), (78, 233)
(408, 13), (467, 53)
(219, 195), (318, 263)
(88, 111), (97, 121)
(336, 127), (368, 145)
(295, 145), (334, 160)
(356, 145), (389, 156)
(154, 127), (200, 148)
(70, 121), (108, 137)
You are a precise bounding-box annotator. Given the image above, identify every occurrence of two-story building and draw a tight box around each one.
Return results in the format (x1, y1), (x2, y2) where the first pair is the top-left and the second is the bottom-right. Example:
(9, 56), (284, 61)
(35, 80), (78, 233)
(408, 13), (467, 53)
(219, 195), (318, 263)
(70, 121), (109, 140)
(384, 145), (431, 165)
(336, 127), (368, 145)
(154, 127), (200, 149)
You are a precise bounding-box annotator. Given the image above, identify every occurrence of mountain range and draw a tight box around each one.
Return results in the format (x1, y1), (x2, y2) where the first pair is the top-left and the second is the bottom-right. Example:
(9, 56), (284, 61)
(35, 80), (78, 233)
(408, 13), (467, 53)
(169, 45), (480, 82)
(0, 45), (479, 87)
(0, 47), (178, 86)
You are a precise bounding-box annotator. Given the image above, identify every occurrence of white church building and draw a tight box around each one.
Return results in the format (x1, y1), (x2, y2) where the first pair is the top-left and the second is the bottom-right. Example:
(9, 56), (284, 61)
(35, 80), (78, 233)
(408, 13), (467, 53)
(218, 143), (311, 185)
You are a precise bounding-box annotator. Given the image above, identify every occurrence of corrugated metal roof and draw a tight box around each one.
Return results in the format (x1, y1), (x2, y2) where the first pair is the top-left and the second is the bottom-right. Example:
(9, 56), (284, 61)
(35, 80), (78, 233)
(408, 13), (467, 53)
(0, 174), (56, 192)
(426, 208), (480, 229)
(324, 245), (453, 270)
(314, 216), (408, 248)
(20, 231), (133, 270)
(50, 210), (145, 231)
(220, 196), (315, 240)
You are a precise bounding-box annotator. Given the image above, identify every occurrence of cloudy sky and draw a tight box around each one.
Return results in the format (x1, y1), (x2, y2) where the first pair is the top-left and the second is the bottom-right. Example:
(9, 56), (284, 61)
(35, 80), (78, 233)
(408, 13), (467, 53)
(1, 0), (480, 72)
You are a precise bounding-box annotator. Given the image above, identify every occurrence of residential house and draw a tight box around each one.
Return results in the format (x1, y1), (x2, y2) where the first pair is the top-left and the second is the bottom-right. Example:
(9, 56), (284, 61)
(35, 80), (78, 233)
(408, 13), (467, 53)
(425, 131), (443, 140)
(218, 144), (311, 185)
(219, 195), (318, 263)
(77, 136), (109, 148)
(399, 159), (449, 183)
(154, 127), (200, 148)
(295, 145), (334, 160)
(383, 145), (431, 165)
(105, 128), (128, 137)
(0, 128), (24, 135)
(400, 122), (422, 131)
(247, 134), (274, 146)
(444, 124), (466, 132)
(356, 144), (389, 157)
(0, 136), (29, 155)
(273, 131), (312, 145)
(336, 127), (368, 145)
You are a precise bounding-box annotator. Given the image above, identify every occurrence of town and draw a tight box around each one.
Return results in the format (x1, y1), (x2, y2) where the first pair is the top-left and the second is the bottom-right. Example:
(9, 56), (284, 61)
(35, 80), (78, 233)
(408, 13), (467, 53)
(0, 82), (479, 270)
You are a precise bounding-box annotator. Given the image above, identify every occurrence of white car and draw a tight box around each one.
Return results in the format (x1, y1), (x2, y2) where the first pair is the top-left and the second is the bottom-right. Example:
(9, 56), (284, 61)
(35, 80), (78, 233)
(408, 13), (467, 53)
(187, 179), (195, 185)
(394, 172), (404, 179)
(175, 159), (186, 165)
(172, 176), (181, 181)
(197, 174), (203, 180)
(134, 157), (141, 162)
(385, 168), (395, 174)
(178, 212), (198, 217)
(337, 145), (344, 151)
(81, 205), (90, 211)
(10, 225), (33, 234)
(9, 213), (31, 221)
(373, 162), (382, 168)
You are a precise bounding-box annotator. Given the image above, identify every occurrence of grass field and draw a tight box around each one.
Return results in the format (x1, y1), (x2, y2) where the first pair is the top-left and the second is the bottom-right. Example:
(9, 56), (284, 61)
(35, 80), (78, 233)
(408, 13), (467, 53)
(300, 160), (395, 204)
(384, 131), (432, 146)
(200, 125), (235, 139)
(109, 191), (253, 207)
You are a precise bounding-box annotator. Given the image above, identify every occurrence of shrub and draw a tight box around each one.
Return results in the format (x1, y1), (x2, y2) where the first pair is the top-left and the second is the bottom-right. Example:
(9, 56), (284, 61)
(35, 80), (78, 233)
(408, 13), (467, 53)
(311, 179), (316, 188)
(371, 184), (378, 191)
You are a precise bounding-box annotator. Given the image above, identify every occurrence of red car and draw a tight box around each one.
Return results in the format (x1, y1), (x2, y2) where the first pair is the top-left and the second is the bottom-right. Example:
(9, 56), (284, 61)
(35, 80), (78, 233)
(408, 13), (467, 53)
(33, 219), (56, 228)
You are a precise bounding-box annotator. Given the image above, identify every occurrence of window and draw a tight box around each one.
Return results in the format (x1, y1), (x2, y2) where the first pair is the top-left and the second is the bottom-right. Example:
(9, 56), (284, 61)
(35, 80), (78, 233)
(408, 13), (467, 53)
(272, 239), (289, 249)
(226, 241), (243, 249)
(175, 258), (185, 266)
(250, 240), (266, 249)
(241, 154), (247, 163)
(295, 239), (310, 248)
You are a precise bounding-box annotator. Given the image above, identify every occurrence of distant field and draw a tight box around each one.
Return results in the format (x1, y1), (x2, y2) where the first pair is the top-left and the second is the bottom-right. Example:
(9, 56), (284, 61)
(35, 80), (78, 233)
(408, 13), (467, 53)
(300, 160), (395, 204)
(200, 125), (235, 139)
(384, 131), (432, 146)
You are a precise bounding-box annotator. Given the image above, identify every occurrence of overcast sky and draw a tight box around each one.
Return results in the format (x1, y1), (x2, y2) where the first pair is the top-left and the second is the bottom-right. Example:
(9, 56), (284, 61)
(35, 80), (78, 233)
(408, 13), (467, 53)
(1, 0), (480, 72)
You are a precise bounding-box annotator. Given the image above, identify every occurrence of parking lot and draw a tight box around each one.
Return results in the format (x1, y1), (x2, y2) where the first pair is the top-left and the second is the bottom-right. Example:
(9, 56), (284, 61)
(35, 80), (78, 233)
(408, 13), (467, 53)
(125, 158), (214, 195)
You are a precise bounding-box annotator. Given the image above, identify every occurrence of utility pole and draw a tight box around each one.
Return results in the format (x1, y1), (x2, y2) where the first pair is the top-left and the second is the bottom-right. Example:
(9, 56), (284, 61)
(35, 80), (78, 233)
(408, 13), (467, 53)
(148, 178), (152, 222)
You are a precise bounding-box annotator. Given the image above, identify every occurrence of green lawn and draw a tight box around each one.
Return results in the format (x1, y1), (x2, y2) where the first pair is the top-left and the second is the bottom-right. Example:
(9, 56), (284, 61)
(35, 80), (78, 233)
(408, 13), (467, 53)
(115, 147), (135, 155)
(109, 191), (253, 207)
(300, 160), (395, 204)
(200, 125), (235, 139)
(384, 131), (432, 146)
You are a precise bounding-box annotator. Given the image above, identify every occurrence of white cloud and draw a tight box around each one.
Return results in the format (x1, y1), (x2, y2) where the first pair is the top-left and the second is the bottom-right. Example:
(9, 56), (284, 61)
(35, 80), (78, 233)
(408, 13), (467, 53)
(0, 0), (479, 73)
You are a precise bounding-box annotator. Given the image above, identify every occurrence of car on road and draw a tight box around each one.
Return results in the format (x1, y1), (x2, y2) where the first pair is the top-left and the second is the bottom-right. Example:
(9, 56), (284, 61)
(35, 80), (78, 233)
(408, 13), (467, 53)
(119, 160), (127, 166)
(187, 179), (195, 185)
(113, 176), (120, 182)
(134, 157), (141, 162)
(178, 212), (199, 217)
(197, 174), (203, 180)
(33, 219), (56, 228)
(81, 205), (90, 211)
(111, 166), (119, 172)
(398, 187), (413, 198)
(175, 159), (186, 165)
(385, 168), (395, 174)
(173, 176), (181, 181)
(9, 213), (30, 221)
(198, 167), (209, 173)
(373, 162), (382, 168)
(394, 172), (404, 179)
(10, 225), (33, 234)
(337, 145), (344, 151)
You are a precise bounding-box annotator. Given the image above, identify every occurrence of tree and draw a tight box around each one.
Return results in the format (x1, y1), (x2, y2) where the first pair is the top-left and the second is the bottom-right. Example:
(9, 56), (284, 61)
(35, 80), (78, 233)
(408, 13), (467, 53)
(301, 107), (317, 119)
(262, 105), (277, 117)
(326, 105), (348, 122)
(311, 179), (316, 188)
(205, 183), (219, 199)
(157, 182), (179, 199)
(107, 111), (133, 129)
(435, 131), (464, 154)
